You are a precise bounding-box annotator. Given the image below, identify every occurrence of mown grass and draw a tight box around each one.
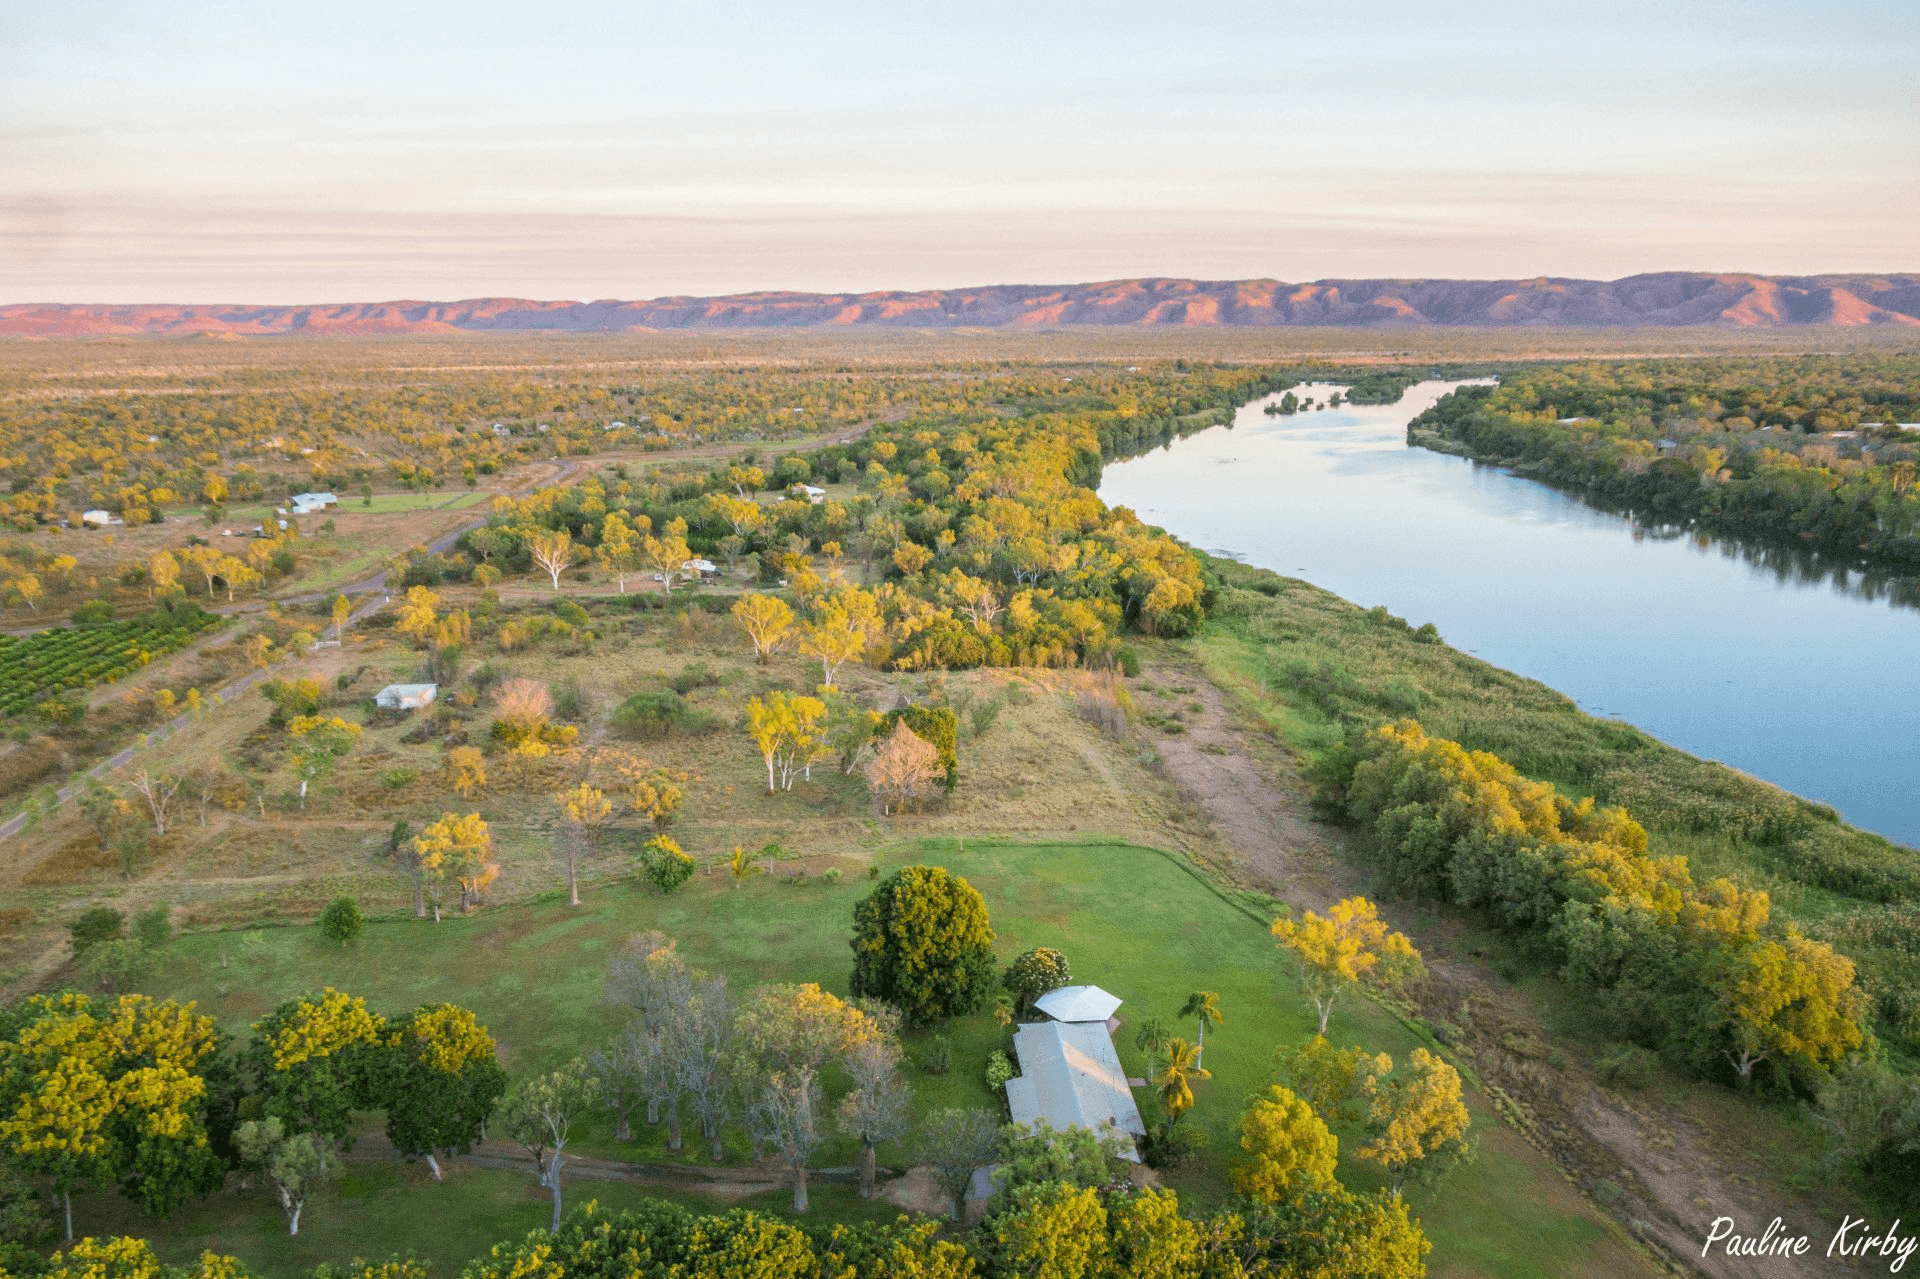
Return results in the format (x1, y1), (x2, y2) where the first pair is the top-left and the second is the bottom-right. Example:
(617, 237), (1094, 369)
(115, 838), (1649, 1278)
(1196, 553), (1920, 1044)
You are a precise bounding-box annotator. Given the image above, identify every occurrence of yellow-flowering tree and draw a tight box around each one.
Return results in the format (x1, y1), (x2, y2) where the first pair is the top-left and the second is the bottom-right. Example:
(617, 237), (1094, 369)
(1231, 1083), (1339, 1205)
(528, 529), (575, 590)
(394, 584), (440, 645)
(799, 588), (882, 689)
(0, 993), (223, 1239)
(1707, 933), (1866, 1085)
(411, 812), (496, 918)
(732, 592), (795, 664)
(1271, 897), (1425, 1035)
(1358, 1047), (1473, 1196)
(558, 782), (612, 906)
(745, 690), (829, 793)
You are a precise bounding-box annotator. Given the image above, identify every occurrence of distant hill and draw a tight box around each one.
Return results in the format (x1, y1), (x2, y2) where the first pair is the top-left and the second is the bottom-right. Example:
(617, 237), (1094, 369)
(5, 273), (1920, 336)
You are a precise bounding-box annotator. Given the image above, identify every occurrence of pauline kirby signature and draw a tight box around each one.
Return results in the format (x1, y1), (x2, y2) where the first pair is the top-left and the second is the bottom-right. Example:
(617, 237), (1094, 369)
(1703, 1217), (1919, 1272)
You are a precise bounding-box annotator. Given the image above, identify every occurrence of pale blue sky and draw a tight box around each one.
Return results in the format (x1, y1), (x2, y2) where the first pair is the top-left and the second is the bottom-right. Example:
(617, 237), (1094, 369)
(1, 0), (1915, 302)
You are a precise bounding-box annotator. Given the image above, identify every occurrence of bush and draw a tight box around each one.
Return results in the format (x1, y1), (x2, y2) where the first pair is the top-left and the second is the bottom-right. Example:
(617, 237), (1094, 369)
(920, 1035), (953, 1076)
(641, 836), (695, 894)
(985, 1050), (1016, 1091)
(1116, 647), (1141, 677)
(80, 938), (153, 993)
(669, 661), (721, 695)
(131, 905), (172, 950)
(318, 896), (366, 945)
(1003, 947), (1072, 1015)
(1594, 1043), (1658, 1091)
(69, 907), (125, 958)
(611, 690), (720, 740)
(381, 767), (419, 790)
(1139, 1119), (1207, 1170)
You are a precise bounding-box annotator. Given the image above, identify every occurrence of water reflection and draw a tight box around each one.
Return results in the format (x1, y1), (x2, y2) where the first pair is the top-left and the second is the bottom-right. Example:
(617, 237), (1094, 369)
(1099, 380), (1920, 846)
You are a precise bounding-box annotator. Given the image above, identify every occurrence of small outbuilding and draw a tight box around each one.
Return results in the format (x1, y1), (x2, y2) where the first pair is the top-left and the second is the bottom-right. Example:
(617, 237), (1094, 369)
(81, 509), (123, 528)
(374, 683), (438, 711)
(795, 484), (827, 504)
(289, 492), (338, 515)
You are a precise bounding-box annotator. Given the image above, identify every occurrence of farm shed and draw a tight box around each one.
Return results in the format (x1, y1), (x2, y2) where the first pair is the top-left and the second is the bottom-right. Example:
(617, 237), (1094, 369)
(374, 683), (438, 710)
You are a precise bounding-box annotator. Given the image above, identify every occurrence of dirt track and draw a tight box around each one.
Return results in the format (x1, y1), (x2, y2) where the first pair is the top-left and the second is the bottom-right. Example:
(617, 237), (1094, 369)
(1138, 647), (1837, 1279)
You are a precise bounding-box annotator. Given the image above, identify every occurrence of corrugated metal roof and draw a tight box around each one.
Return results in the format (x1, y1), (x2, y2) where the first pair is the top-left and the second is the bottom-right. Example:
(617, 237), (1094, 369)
(1034, 985), (1124, 1023)
(1005, 1019), (1144, 1157)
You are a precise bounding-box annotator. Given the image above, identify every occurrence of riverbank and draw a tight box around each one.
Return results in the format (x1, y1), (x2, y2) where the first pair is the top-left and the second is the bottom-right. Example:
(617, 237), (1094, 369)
(1187, 552), (1919, 1055)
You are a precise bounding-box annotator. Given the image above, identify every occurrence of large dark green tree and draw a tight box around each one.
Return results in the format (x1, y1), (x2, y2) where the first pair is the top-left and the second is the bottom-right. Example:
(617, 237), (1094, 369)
(849, 866), (997, 1027)
(380, 1003), (508, 1180)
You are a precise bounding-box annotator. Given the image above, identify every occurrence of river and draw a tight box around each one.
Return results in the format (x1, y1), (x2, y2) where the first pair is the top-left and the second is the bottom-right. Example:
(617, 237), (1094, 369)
(1099, 380), (1920, 849)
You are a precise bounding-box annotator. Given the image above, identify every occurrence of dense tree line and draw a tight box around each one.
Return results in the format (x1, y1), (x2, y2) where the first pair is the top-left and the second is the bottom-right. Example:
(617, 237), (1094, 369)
(1410, 356), (1920, 574)
(1322, 720), (1865, 1091)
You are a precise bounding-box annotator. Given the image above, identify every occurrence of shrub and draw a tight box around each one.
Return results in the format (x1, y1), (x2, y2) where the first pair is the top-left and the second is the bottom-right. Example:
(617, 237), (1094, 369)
(81, 938), (154, 993)
(131, 905), (172, 950)
(1139, 1119), (1207, 1170)
(1003, 947), (1072, 1015)
(920, 1034), (953, 1076)
(318, 896), (366, 945)
(381, 767), (418, 790)
(610, 690), (720, 740)
(641, 836), (695, 894)
(1594, 1043), (1658, 1091)
(985, 1050), (1016, 1091)
(69, 907), (125, 958)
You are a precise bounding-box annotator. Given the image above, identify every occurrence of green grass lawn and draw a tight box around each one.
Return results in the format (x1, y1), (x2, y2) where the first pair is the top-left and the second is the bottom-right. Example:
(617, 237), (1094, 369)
(115, 838), (1648, 1278)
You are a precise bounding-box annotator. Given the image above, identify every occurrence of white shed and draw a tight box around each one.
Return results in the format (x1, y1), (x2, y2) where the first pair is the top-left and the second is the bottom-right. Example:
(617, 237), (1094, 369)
(374, 683), (438, 710)
(81, 509), (123, 528)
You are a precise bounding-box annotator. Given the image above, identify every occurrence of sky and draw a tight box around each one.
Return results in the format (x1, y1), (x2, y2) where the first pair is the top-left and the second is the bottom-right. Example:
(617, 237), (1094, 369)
(1, 0), (1916, 303)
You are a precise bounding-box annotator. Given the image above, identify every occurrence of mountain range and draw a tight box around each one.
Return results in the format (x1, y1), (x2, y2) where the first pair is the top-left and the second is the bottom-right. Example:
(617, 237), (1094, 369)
(4, 273), (1918, 336)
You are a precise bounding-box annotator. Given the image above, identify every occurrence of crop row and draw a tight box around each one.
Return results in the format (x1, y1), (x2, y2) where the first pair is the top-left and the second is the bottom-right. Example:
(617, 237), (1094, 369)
(0, 613), (226, 717)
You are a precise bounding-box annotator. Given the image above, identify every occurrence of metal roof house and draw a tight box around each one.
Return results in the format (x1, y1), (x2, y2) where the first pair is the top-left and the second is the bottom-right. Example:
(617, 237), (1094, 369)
(374, 683), (438, 711)
(289, 492), (338, 515)
(1003, 984), (1144, 1159)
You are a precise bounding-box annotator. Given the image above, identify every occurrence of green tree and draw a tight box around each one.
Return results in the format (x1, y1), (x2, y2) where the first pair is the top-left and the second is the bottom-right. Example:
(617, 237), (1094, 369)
(244, 989), (386, 1145)
(1276, 1035), (1391, 1127)
(317, 897), (364, 946)
(68, 908), (125, 960)
(642, 835), (696, 894)
(499, 1059), (597, 1232)
(380, 1004), (507, 1181)
(1002, 947), (1071, 1017)
(849, 866), (997, 1027)
(993, 1120), (1132, 1200)
(1231, 1084), (1338, 1205)
(916, 1107), (1001, 1222)
(286, 715), (361, 809)
(236, 1117), (338, 1236)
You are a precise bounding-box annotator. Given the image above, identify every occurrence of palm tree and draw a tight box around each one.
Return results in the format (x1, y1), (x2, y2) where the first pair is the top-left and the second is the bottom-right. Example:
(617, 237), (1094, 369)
(1154, 1037), (1211, 1124)
(1134, 1016), (1171, 1078)
(1178, 991), (1224, 1065)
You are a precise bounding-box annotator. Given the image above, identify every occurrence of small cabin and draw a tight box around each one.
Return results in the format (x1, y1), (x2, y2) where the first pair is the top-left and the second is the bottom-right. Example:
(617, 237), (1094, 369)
(81, 509), (123, 528)
(682, 558), (720, 584)
(289, 492), (337, 515)
(794, 484), (827, 504)
(374, 683), (438, 711)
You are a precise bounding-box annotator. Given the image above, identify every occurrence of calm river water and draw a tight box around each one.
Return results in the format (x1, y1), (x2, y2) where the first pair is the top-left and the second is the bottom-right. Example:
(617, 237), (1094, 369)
(1099, 381), (1920, 849)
